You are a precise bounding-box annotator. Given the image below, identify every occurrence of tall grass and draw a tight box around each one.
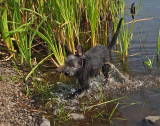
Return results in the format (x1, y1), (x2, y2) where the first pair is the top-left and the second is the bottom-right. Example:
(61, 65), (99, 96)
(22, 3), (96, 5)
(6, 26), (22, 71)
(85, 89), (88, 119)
(7, 1), (32, 67)
(118, 0), (141, 61)
(119, 20), (134, 60)
(0, 6), (15, 57)
(156, 27), (160, 56)
(1, 0), (127, 68)
(108, 0), (120, 33)
(84, 0), (101, 47)
(52, 0), (79, 53)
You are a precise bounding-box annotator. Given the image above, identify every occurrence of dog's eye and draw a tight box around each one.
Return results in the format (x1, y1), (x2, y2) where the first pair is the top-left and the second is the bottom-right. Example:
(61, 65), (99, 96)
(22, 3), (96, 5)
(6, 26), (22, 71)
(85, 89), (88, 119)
(70, 64), (75, 68)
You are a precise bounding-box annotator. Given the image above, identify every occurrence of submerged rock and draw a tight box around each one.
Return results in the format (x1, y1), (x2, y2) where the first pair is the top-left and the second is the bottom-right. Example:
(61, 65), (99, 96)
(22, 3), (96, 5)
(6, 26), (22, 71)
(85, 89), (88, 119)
(144, 116), (160, 126)
(68, 113), (85, 121)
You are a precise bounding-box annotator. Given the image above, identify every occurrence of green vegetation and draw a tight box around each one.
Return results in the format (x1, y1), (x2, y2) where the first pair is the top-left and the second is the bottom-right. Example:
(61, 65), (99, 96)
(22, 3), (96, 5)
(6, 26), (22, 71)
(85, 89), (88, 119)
(118, 0), (142, 61)
(156, 27), (160, 56)
(119, 20), (134, 60)
(0, 75), (2, 81)
(0, 0), (126, 69)
(109, 102), (119, 123)
(144, 55), (154, 70)
(0, 7), (15, 58)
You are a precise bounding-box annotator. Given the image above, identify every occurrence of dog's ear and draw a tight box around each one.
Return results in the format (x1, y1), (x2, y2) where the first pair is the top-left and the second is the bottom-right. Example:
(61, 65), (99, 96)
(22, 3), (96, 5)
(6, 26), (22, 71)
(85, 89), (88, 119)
(64, 45), (72, 56)
(76, 45), (83, 57)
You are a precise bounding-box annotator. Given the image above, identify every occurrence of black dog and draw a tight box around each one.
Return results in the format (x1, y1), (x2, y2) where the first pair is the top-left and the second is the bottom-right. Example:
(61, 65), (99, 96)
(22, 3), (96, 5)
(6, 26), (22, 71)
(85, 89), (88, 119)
(64, 18), (123, 99)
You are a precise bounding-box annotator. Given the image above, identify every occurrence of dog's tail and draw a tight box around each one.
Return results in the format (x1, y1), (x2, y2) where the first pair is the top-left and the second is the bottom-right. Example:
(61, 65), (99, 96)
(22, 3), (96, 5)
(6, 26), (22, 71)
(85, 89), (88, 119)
(108, 18), (123, 49)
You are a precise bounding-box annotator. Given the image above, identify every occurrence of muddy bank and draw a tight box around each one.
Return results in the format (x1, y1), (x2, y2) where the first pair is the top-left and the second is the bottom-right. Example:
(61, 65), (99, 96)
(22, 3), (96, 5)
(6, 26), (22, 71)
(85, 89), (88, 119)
(0, 61), (49, 126)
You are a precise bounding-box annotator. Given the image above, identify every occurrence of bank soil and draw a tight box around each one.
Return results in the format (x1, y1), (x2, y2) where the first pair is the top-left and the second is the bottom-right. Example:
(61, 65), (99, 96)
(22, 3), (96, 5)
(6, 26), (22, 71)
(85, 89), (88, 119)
(0, 61), (45, 126)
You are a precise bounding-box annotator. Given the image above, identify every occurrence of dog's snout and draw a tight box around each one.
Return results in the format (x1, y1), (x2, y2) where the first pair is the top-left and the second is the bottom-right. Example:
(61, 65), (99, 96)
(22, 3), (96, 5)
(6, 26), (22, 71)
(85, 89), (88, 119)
(64, 71), (69, 76)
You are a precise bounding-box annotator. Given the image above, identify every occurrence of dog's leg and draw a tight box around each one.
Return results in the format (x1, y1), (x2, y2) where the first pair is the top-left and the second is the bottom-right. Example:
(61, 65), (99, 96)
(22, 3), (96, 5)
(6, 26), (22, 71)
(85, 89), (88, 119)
(66, 74), (89, 99)
(65, 83), (88, 99)
(102, 64), (110, 81)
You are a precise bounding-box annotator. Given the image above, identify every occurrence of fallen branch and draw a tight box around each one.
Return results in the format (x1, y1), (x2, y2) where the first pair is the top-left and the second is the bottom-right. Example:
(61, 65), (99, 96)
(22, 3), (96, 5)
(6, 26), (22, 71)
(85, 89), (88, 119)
(125, 17), (154, 25)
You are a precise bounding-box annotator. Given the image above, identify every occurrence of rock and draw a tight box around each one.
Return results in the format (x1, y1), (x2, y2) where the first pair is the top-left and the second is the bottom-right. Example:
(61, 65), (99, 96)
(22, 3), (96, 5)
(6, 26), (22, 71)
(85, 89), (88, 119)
(144, 116), (160, 126)
(68, 113), (85, 121)
(28, 115), (32, 120)
(40, 118), (50, 126)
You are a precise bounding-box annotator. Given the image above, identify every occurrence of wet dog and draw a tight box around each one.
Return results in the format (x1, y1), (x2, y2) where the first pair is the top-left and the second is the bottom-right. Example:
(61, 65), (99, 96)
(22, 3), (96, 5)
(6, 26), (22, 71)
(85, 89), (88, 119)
(64, 18), (123, 99)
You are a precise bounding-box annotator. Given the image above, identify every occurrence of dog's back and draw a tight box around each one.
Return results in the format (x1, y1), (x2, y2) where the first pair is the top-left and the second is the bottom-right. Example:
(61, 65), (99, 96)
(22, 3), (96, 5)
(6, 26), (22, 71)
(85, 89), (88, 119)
(83, 45), (110, 77)
(83, 18), (123, 77)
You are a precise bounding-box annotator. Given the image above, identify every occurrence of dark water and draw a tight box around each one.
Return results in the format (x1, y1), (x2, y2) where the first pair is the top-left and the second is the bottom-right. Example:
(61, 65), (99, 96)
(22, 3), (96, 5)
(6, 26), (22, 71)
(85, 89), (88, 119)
(47, 0), (160, 125)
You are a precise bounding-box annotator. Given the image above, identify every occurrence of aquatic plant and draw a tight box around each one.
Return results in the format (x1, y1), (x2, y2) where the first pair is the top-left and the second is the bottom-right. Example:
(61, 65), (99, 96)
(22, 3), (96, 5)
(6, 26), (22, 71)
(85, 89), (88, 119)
(108, 0), (120, 33)
(82, 101), (87, 114)
(118, 0), (141, 61)
(57, 102), (73, 122)
(144, 55), (154, 70)
(119, 20), (134, 60)
(92, 110), (106, 120)
(156, 27), (160, 56)
(109, 103), (119, 124)
(87, 97), (125, 110)
(96, 84), (104, 102)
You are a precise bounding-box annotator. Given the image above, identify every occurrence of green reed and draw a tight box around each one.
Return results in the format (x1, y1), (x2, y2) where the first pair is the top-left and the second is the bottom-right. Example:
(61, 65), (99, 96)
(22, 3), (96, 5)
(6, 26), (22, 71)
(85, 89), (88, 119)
(1, 0), (126, 68)
(144, 55), (154, 70)
(84, 0), (101, 47)
(109, 103), (119, 124)
(119, 21), (134, 60)
(108, 0), (120, 33)
(156, 27), (160, 56)
(53, 0), (83, 53)
(7, 1), (33, 67)
(119, 0), (141, 60)
(0, 5), (15, 58)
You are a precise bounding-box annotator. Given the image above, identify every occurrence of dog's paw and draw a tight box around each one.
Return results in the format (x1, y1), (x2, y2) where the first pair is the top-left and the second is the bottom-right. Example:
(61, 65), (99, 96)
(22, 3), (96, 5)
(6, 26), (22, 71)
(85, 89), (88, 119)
(64, 88), (85, 100)
(102, 79), (108, 86)
(65, 93), (76, 100)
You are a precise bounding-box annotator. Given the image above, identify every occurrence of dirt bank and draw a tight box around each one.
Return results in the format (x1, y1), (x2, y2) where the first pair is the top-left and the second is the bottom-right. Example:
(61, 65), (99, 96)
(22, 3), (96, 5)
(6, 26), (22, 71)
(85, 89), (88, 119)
(0, 61), (45, 126)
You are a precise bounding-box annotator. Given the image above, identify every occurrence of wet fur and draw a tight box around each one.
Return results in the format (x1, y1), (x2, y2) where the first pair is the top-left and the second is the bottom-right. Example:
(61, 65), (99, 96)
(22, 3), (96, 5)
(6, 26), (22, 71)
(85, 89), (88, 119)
(64, 18), (123, 99)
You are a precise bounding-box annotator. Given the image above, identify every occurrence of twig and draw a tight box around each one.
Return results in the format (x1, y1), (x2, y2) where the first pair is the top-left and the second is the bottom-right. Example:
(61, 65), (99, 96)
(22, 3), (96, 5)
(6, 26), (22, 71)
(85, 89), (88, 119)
(125, 17), (154, 25)
(0, 53), (14, 61)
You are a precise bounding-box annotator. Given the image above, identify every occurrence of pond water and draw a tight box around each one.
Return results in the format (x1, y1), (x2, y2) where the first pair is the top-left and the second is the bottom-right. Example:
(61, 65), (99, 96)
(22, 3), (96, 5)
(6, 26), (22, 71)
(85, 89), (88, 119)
(116, 0), (160, 75)
(46, 0), (160, 125)
(110, 0), (160, 125)
(111, 0), (160, 125)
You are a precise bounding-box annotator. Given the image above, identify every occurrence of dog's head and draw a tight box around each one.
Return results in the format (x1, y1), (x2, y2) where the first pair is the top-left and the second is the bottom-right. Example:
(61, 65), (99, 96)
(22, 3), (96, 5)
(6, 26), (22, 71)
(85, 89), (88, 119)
(64, 45), (85, 77)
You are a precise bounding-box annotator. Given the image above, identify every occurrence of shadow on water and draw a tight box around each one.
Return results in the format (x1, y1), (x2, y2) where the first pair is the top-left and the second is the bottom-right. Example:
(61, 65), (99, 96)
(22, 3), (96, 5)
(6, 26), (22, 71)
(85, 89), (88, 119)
(42, 0), (160, 125)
